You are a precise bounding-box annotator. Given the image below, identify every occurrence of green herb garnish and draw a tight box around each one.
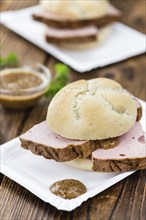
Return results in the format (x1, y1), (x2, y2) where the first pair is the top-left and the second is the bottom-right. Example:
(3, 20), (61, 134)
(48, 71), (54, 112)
(45, 63), (70, 97)
(0, 53), (19, 68)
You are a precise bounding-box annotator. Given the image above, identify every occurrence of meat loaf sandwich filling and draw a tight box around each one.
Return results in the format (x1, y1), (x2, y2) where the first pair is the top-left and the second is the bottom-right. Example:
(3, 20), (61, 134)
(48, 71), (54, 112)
(32, 0), (121, 48)
(20, 78), (146, 172)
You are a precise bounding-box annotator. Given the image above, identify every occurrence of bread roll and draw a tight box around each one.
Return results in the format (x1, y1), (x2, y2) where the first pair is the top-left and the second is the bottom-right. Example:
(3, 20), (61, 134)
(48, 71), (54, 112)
(66, 158), (92, 171)
(40, 0), (109, 19)
(47, 78), (137, 140)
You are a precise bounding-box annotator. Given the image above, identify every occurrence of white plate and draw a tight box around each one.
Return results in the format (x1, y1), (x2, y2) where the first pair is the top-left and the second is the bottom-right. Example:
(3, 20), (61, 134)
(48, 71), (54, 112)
(1, 99), (145, 211)
(1, 6), (145, 72)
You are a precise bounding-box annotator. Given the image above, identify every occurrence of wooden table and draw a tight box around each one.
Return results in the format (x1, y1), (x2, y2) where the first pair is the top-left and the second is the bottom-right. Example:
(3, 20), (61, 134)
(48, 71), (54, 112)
(0, 1), (146, 219)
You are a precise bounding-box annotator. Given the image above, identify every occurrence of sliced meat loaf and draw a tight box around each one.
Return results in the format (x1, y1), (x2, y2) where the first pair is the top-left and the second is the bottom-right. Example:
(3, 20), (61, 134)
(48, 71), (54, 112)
(45, 26), (98, 44)
(32, 4), (121, 29)
(20, 121), (99, 162)
(92, 121), (146, 172)
(20, 121), (119, 162)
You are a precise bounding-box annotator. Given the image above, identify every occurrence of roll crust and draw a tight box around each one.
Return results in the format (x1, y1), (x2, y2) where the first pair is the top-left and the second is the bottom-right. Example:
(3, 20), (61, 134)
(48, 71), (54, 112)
(47, 78), (137, 140)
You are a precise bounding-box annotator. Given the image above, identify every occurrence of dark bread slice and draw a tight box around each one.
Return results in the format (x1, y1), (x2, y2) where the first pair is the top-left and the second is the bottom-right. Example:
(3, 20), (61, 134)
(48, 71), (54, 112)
(32, 4), (121, 29)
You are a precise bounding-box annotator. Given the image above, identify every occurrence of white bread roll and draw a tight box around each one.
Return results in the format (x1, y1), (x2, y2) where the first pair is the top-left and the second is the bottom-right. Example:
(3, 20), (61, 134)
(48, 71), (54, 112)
(57, 25), (112, 50)
(66, 158), (92, 171)
(40, 0), (109, 19)
(47, 78), (137, 140)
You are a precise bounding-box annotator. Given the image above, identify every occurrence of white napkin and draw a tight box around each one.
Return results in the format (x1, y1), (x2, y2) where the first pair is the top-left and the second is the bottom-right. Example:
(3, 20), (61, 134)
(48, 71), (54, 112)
(1, 5), (146, 72)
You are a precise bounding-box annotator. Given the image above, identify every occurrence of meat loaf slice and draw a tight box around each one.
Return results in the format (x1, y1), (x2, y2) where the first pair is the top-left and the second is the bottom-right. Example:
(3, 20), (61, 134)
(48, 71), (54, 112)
(20, 121), (100, 162)
(92, 122), (146, 172)
(32, 4), (121, 29)
(45, 26), (98, 44)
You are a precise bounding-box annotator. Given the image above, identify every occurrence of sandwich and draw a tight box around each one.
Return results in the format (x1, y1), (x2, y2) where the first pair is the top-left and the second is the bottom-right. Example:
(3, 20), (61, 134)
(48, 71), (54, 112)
(32, 0), (121, 49)
(20, 78), (146, 172)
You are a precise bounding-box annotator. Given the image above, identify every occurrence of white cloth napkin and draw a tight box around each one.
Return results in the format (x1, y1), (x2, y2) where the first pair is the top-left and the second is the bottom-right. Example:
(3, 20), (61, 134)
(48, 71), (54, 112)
(1, 5), (146, 72)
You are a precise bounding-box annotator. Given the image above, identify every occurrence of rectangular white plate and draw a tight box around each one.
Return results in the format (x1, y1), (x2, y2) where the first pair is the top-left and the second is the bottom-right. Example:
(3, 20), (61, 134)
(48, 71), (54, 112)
(1, 99), (145, 211)
(1, 5), (145, 72)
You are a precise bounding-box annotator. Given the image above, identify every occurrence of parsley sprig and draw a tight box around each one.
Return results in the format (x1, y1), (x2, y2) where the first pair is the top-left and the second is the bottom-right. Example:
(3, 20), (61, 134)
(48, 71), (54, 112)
(45, 63), (70, 97)
(0, 53), (19, 68)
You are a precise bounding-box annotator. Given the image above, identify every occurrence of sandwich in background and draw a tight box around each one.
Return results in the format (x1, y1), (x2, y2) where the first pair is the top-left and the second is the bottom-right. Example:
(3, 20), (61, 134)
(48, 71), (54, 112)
(32, 0), (121, 49)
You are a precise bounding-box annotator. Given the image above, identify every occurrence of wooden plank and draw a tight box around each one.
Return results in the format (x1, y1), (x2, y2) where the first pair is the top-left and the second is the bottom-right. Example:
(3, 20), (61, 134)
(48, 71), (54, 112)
(1, 171), (145, 220)
(112, 0), (146, 34)
(1, 26), (45, 65)
(0, 0), (39, 12)
(45, 54), (146, 101)
(0, 175), (123, 220)
(0, 0), (46, 188)
(19, 97), (52, 133)
(110, 170), (146, 220)
(0, 1), (47, 144)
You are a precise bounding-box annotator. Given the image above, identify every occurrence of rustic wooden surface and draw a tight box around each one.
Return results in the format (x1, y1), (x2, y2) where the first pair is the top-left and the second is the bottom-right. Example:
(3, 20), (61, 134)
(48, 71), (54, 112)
(0, 0), (146, 219)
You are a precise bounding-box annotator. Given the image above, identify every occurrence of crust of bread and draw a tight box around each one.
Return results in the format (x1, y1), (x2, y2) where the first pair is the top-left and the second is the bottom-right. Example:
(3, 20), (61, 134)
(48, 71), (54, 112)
(66, 158), (93, 171)
(40, 0), (109, 19)
(136, 105), (142, 121)
(47, 78), (137, 140)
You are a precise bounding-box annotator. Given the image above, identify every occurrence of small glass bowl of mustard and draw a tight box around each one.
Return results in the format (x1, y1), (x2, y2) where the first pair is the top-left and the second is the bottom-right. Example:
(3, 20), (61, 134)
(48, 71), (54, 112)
(0, 63), (51, 109)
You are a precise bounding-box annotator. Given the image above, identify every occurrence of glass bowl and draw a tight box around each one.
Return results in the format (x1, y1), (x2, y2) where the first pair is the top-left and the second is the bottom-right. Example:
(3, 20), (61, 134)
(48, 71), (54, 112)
(0, 63), (51, 109)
